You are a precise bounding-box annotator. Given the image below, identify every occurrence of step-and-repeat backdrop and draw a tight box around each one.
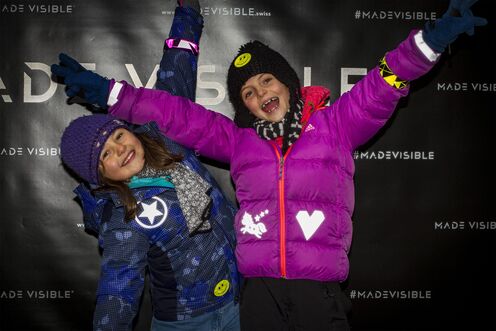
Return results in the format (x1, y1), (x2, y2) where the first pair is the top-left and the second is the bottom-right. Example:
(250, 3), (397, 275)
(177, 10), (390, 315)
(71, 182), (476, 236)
(1, 0), (494, 330)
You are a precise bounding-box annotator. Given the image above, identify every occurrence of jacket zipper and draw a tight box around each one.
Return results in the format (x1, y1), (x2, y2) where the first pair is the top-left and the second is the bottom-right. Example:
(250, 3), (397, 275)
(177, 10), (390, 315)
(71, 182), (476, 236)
(271, 143), (292, 278)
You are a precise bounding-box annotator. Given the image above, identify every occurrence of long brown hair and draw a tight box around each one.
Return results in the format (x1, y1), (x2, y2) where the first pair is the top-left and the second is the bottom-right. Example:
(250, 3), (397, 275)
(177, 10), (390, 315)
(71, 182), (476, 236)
(96, 132), (183, 220)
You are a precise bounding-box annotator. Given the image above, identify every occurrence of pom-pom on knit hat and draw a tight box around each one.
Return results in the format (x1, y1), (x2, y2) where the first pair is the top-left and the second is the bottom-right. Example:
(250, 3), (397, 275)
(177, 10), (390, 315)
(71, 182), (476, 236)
(227, 40), (301, 128)
(60, 114), (127, 185)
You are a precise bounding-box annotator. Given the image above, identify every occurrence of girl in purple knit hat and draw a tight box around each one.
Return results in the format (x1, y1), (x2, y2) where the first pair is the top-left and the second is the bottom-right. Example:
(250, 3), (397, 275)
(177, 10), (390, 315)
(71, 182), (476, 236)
(57, 1), (240, 330)
(52, 0), (486, 330)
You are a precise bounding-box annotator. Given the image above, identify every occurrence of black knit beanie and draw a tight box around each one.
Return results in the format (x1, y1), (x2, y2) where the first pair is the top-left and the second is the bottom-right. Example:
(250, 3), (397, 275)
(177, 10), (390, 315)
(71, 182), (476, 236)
(227, 40), (301, 128)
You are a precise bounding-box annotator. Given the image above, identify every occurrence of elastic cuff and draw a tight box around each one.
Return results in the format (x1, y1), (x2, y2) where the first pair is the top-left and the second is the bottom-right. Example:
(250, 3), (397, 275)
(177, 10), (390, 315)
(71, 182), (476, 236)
(416, 30), (441, 61)
(107, 80), (123, 106)
(164, 38), (199, 55)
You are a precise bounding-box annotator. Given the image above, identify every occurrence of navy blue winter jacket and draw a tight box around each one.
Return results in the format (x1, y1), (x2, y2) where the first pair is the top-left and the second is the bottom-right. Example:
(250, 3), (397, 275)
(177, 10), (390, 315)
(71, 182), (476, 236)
(75, 122), (239, 330)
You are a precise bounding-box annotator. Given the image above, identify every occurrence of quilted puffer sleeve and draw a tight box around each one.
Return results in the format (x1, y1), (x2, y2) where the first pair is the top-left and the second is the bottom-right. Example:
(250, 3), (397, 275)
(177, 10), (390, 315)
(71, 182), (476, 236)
(329, 30), (437, 150)
(109, 83), (239, 164)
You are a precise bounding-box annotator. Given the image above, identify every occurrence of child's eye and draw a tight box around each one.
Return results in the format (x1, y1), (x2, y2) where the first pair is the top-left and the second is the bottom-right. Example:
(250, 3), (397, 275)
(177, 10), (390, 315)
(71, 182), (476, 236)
(263, 78), (271, 85)
(116, 132), (123, 140)
(102, 150), (110, 160)
(244, 91), (253, 99)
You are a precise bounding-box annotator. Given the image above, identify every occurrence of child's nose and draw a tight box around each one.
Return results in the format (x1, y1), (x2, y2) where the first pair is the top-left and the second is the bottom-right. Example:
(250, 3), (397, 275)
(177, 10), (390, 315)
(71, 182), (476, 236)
(256, 86), (266, 97)
(116, 143), (126, 156)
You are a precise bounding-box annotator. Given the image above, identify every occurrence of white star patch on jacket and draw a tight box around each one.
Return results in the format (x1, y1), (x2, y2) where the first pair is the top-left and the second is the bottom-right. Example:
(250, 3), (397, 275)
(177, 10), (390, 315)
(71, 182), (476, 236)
(135, 197), (168, 229)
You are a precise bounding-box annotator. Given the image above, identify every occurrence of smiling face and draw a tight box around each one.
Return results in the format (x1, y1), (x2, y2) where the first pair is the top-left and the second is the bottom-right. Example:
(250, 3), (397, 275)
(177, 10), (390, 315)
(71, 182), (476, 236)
(98, 128), (145, 182)
(240, 73), (290, 123)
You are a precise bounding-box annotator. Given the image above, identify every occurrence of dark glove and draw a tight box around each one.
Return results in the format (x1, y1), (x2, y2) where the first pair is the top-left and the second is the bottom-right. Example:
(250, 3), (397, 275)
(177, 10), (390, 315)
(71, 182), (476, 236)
(169, 5), (203, 45)
(423, 0), (487, 53)
(51, 53), (110, 109)
(178, 0), (200, 14)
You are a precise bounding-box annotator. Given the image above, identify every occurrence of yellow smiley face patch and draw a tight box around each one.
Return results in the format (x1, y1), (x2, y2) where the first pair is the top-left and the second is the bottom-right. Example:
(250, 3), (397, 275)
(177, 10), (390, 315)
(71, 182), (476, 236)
(213, 279), (230, 297)
(234, 53), (252, 68)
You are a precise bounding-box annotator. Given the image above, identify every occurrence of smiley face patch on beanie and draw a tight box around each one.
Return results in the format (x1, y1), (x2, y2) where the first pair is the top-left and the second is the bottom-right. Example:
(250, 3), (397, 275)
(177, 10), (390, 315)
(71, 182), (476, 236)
(234, 52), (252, 68)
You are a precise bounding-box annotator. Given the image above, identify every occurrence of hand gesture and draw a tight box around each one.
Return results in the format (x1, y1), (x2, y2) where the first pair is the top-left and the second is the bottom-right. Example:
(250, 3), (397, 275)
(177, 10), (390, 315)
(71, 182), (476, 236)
(423, 0), (487, 53)
(51, 53), (110, 109)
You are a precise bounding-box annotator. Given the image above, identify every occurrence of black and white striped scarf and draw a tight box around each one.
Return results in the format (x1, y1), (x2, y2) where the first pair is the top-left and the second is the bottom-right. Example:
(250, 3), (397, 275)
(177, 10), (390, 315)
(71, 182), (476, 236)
(253, 99), (304, 150)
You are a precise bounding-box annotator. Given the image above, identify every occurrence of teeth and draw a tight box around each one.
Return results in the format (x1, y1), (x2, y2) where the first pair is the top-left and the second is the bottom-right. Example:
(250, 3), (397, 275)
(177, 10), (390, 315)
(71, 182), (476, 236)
(261, 97), (278, 110)
(122, 151), (134, 166)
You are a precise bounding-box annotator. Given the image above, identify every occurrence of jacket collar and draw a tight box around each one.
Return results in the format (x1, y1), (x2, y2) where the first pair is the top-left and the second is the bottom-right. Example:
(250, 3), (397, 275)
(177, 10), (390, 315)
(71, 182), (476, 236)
(300, 86), (330, 125)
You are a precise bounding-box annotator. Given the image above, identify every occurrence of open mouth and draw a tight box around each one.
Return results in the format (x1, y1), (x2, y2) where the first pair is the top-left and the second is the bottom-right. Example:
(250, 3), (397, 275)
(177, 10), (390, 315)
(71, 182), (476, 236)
(261, 97), (279, 113)
(122, 150), (135, 167)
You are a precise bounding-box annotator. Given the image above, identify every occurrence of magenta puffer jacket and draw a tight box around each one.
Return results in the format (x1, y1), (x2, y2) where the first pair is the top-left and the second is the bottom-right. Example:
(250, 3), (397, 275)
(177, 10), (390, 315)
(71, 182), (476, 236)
(109, 31), (436, 281)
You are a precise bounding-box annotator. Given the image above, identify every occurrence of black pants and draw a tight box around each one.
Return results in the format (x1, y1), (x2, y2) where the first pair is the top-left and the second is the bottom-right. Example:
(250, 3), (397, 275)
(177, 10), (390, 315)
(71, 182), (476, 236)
(240, 278), (351, 331)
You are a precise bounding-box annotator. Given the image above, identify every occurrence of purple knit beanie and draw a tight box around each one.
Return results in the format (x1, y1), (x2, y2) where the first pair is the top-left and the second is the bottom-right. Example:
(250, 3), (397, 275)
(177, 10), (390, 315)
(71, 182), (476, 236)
(60, 114), (127, 185)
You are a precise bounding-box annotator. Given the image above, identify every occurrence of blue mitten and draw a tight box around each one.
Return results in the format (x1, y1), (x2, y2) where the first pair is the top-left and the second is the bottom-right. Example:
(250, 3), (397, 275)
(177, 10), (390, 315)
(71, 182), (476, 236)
(51, 53), (110, 109)
(169, 5), (203, 45)
(423, 0), (487, 53)
(178, 0), (200, 14)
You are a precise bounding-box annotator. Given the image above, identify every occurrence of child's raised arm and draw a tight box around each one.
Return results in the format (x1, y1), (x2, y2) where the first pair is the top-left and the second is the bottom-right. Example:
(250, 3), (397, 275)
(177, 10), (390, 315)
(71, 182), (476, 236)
(51, 54), (238, 164)
(156, 3), (203, 100)
(327, 0), (486, 151)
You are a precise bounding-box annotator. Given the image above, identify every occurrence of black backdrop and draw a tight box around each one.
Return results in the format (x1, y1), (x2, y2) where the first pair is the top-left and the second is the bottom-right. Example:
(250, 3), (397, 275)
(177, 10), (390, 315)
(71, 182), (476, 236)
(0, 0), (495, 330)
